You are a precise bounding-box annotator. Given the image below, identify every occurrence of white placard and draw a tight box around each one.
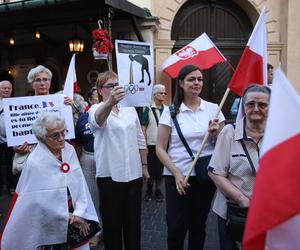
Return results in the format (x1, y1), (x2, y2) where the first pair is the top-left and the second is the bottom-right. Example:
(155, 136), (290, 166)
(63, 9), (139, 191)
(3, 94), (75, 146)
(115, 40), (153, 107)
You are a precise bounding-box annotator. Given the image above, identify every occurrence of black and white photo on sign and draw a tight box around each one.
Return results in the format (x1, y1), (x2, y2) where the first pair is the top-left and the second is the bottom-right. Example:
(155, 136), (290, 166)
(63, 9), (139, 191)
(115, 40), (154, 107)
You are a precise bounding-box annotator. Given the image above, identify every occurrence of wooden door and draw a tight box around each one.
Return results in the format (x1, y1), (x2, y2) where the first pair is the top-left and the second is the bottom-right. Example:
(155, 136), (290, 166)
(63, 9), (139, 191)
(171, 0), (253, 119)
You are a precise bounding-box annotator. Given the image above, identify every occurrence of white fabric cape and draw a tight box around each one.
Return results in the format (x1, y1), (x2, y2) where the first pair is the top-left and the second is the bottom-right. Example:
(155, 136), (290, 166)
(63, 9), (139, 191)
(1, 142), (98, 250)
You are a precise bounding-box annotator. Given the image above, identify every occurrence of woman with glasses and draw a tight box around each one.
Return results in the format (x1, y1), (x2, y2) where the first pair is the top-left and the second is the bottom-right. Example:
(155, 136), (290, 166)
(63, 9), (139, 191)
(1, 111), (99, 250)
(156, 64), (225, 250)
(13, 65), (74, 174)
(88, 71), (149, 250)
(208, 84), (271, 249)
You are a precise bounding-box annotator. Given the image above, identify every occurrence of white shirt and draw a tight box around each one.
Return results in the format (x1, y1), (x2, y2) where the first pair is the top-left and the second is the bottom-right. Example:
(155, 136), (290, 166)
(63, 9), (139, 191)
(159, 99), (225, 176)
(89, 103), (146, 182)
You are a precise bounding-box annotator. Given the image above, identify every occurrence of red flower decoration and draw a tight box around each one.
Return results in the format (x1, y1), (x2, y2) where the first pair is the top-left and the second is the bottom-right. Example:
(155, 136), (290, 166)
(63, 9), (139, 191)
(92, 28), (114, 54)
(60, 163), (70, 173)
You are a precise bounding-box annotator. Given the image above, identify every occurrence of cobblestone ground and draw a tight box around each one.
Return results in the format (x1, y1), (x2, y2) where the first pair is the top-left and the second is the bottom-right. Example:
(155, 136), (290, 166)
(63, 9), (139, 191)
(140, 183), (219, 250)
(0, 183), (219, 250)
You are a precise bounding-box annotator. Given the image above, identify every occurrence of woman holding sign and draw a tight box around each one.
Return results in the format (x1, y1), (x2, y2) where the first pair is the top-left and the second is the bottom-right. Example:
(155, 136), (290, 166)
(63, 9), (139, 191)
(156, 64), (225, 250)
(88, 71), (149, 250)
(13, 65), (74, 174)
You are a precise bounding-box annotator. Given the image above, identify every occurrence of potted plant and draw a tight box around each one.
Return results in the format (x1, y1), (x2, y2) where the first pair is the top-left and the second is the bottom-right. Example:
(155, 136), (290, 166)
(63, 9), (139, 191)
(92, 21), (113, 60)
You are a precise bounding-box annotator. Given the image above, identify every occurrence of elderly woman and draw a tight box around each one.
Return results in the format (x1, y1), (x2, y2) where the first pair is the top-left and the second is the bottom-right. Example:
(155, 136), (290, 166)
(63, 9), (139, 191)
(156, 64), (225, 250)
(13, 65), (73, 170)
(88, 71), (149, 250)
(208, 84), (271, 249)
(1, 112), (99, 250)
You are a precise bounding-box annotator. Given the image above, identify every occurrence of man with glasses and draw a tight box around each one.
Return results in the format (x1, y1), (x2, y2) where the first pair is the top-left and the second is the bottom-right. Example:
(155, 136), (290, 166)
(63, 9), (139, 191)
(141, 84), (167, 202)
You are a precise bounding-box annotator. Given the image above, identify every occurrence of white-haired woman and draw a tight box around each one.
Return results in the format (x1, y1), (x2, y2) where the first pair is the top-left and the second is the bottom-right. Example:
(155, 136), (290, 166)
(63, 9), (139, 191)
(1, 112), (99, 250)
(141, 84), (167, 202)
(14, 65), (73, 170)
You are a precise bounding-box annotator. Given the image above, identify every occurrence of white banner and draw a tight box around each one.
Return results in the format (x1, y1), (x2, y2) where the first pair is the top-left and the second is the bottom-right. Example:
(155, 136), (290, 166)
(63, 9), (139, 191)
(115, 40), (153, 107)
(3, 94), (74, 146)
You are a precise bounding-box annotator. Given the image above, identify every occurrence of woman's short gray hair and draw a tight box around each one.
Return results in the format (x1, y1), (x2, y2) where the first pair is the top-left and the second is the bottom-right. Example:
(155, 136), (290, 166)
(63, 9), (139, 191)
(32, 111), (65, 141)
(242, 84), (271, 104)
(152, 84), (165, 95)
(27, 65), (53, 84)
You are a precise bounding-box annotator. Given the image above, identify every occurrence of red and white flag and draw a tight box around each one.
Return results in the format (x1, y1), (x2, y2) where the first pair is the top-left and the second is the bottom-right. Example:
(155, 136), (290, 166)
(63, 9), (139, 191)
(243, 68), (300, 250)
(63, 54), (78, 100)
(160, 32), (226, 78)
(228, 7), (267, 96)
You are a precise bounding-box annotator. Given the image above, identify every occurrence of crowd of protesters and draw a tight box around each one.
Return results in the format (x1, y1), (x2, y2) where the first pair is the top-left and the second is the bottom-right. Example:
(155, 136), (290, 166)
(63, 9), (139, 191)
(0, 63), (271, 250)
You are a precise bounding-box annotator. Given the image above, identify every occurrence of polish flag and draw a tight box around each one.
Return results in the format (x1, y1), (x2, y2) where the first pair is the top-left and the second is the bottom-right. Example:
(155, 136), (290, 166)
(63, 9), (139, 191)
(63, 54), (78, 100)
(243, 68), (300, 250)
(160, 33), (226, 78)
(228, 7), (267, 96)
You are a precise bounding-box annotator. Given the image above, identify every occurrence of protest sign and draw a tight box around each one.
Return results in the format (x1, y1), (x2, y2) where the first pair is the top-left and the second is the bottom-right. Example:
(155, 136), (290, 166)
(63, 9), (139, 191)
(3, 94), (74, 146)
(115, 40), (154, 107)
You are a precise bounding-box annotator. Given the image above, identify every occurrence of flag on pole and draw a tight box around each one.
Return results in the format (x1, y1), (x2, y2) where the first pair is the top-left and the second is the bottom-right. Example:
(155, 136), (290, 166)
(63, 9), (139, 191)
(243, 68), (300, 250)
(160, 32), (226, 78)
(63, 54), (78, 100)
(228, 7), (267, 96)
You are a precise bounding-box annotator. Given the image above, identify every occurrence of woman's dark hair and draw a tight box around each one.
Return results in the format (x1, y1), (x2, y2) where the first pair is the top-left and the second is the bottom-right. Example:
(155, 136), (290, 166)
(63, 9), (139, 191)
(85, 86), (97, 105)
(171, 64), (202, 118)
(242, 84), (271, 104)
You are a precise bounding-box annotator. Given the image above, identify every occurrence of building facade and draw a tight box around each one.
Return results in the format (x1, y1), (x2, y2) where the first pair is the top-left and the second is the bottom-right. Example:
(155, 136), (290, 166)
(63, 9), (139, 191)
(1, 0), (299, 109)
(130, 0), (300, 95)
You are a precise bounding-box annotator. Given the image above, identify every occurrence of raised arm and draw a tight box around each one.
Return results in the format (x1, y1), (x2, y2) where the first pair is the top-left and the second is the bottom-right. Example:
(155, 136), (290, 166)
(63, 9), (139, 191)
(94, 86), (125, 126)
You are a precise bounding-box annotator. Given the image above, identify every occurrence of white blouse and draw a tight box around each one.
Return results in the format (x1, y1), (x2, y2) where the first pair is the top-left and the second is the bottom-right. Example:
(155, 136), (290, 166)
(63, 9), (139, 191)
(159, 99), (225, 176)
(89, 103), (146, 182)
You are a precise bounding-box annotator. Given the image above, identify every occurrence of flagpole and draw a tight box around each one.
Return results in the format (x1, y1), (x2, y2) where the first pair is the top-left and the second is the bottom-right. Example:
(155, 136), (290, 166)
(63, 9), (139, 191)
(184, 88), (231, 182)
(184, 58), (235, 182)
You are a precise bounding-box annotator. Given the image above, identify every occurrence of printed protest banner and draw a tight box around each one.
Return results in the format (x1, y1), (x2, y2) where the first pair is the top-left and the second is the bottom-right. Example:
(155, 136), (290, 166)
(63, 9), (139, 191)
(115, 40), (153, 107)
(3, 94), (74, 146)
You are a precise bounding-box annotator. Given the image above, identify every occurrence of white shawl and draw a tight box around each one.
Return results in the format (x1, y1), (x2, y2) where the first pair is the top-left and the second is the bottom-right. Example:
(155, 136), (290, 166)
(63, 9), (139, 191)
(1, 142), (98, 250)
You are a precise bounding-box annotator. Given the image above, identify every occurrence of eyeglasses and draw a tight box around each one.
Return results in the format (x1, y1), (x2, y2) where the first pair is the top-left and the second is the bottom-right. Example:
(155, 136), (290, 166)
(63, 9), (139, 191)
(101, 82), (119, 90)
(244, 101), (269, 109)
(46, 129), (68, 141)
(34, 78), (50, 84)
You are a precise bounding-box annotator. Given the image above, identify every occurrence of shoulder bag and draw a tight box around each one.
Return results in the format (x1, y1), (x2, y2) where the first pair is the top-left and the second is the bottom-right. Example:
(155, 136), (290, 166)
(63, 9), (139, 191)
(226, 137), (256, 242)
(169, 106), (213, 184)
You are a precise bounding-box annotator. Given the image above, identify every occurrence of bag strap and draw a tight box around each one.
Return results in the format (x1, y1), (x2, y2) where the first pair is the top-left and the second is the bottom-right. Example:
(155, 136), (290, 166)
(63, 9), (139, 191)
(151, 107), (159, 126)
(169, 106), (194, 160)
(240, 140), (256, 176)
